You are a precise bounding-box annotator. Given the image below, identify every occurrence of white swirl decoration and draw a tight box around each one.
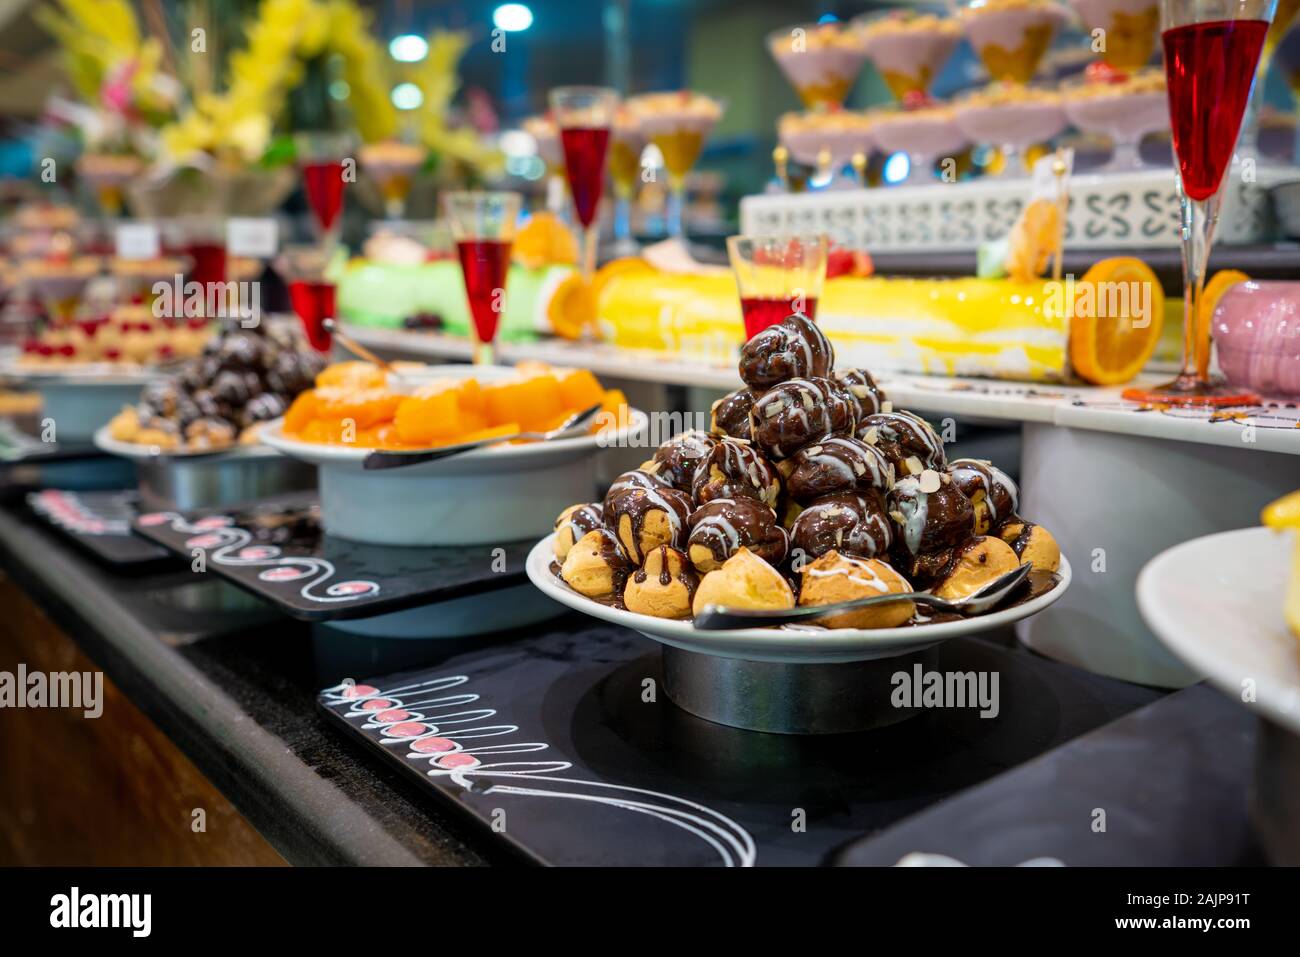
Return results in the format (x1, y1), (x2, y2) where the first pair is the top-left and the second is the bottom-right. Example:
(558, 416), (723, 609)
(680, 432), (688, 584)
(322, 674), (757, 867)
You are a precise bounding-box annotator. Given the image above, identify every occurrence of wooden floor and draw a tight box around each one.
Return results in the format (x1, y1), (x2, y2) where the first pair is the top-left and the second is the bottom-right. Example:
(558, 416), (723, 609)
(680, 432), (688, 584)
(0, 577), (285, 866)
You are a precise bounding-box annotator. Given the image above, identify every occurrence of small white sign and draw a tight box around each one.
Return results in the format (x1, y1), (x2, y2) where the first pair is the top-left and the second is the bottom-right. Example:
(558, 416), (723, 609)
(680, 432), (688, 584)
(114, 223), (160, 260)
(226, 218), (278, 258)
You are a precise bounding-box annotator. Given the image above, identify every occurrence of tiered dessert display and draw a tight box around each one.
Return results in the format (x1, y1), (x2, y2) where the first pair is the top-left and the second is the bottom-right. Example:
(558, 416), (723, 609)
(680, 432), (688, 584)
(529, 313), (1069, 732)
(776, 109), (874, 186)
(767, 21), (868, 110)
(628, 92), (726, 242)
(956, 0), (1070, 176)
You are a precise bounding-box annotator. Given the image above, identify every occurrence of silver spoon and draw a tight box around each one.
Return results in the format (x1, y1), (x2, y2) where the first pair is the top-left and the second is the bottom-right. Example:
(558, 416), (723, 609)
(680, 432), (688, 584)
(693, 562), (1032, 631)
(361, 402), (605, 470)
(322, 318), (396, 373)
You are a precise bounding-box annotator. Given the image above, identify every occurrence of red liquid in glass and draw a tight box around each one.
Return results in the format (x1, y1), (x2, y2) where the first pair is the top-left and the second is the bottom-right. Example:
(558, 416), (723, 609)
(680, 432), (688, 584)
(1162, 19), (1268, 202)
(741, 297), (819, 340)
(456, 240), (512, 345)
(559, 127), (611, 228)
(302, 161), (346, 233)
(288, 280), (336, 352)
(187, 241), (227, 297)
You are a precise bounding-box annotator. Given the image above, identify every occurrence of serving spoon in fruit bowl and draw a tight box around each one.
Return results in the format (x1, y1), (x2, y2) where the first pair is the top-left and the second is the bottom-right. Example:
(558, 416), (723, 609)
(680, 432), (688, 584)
(693, 562), (1032, 631)
(361, 402), (605, 470)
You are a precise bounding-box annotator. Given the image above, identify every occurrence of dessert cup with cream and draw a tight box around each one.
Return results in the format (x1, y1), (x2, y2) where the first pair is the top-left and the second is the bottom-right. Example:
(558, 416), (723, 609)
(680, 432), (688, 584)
(854, 10), (963, 103)
(870, 104), (969, 186)
(768, 21), (868, 109)
(958, 0), (1070, 85)
(1063, 69), (1168, 172)
(953, 83), (1066, 177)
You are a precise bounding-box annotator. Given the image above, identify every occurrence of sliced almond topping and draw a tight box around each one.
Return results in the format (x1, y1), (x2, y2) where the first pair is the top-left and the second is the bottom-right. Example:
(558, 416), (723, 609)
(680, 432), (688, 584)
(864, 426), (879, 445)
(904, 455), (924, 475)
(918, 469), (941, 494)
(881, 400), (894, 413)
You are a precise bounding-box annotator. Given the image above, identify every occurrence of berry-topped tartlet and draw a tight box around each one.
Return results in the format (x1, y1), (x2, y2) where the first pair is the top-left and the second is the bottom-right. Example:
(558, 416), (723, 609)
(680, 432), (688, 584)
(545, 312), (1063, 628)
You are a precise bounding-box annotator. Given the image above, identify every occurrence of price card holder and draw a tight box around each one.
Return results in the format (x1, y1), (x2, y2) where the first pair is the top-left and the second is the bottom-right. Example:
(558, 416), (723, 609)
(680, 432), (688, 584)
(114, 222), (160, 260)
(227, 218), (279, 259)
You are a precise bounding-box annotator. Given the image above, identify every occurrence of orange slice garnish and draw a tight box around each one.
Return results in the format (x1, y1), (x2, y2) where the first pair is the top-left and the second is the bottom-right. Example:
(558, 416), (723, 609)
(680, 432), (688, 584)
(1069, 257), (1165, 385)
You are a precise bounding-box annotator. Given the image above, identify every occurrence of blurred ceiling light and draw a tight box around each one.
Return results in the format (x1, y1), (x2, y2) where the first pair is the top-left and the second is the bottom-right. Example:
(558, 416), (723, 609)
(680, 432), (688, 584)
(493, 3), (534, 32)
(391, 83), (424, 110)
(816, 13), (840, 24)
(389, 34), (428, 62)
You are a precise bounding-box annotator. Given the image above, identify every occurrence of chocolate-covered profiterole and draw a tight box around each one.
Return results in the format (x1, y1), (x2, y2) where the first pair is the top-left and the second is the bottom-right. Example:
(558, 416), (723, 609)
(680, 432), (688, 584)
(790, 491), (893, 561)
(886, 469), (975, 564)
(648, 430), (719, 492)
(553, 503), (604, 559)
(687, 497), (789, 572)
(786, 435), (894, 504)
(602, 468), (673, 514)
(623, 545), (699, 619)
(948, 458), (1019, 534)
(604, 484), (693, 563)
(560, 528), (634, 599)
(749, 377), (857, 460)
(710, 388), (757, 440)
(691, 436), (781, 507)
(737, 313), (833, 389)
(835, 368), (887, 419)
(859, 409), (946, 477)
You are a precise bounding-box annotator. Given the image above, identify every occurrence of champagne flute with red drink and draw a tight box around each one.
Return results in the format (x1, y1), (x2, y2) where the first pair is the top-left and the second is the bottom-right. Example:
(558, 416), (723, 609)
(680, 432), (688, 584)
(726, 234), (828, 341)
(444, 191), (522, 367)
(1122, 0), (1277, 407)
(295, 131), (353, 247)
(274, 245), (338, 354)
(549, 87), (619, 281)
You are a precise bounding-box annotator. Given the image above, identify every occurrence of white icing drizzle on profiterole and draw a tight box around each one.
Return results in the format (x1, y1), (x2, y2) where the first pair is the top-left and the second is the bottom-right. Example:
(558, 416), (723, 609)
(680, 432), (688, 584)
(687, 497), (789, 565)
(750, 376), (855, 460)
(860, 409), (945, 473)
(807, 553), (894, 593)
(791, 436), (894, 499)
(890, 474), (930, 557)
(948, 457), (1019, 525)
(557, 503), (604, 544)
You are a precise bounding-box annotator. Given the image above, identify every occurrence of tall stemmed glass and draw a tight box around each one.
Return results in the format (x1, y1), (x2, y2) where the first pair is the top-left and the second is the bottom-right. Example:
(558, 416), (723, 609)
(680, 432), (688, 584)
(628, 92), (726, 243)
(295, 131), (353, 247)
(549, 87), (618, 280)
(1123, 0), (1276, 407)
(445, 191), (522, 367)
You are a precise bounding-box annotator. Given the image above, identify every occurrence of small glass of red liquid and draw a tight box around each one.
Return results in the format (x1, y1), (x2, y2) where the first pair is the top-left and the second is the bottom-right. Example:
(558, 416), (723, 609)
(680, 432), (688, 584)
(549, 86), (619, 281)
(295, 131), (353, 246)
(274, 245), (338, 354)
(726, 234), (829, 341)
(1122, 0), (1277, 407)
(444, 191), (523, 366)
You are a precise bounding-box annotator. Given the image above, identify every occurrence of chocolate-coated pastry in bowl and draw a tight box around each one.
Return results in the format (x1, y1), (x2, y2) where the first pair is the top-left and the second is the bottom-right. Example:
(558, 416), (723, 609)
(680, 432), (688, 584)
(553, 503), (605, 560)
(996, 519), (1060, 572)
(790, 490), (893, 561)
(886, 469), (975, 580)
(561, 528), (633, 599)
(948, 458), (1019, 534)
(623, 545), (699, 619)
(785, 435), (894, 504)
(859, 409), (946, 477)
(648, 430), (719, 492)
(835, 368), (887, 419)
(605, 484), (693, 563)
(687, 497), (789, 573)
(798, 551), (915, 629)
(749, 377), (857, 460)
(710, 388), (757, 440)
(691, 436), (781, 508)
(737, 313), (833, 388)
(602, 468), (674, 514)
(691, 547), (795, 617)
(931, 536), (1021, 601)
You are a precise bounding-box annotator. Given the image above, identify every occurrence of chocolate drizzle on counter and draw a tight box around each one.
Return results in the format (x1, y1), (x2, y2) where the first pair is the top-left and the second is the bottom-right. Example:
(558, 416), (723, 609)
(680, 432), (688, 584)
(650, 430), (720, 492)
(688, 497), (789, 567)
(738, 313), (833, 388)
(604, 484), (693, 562)
(835, 368), (887, 419)
(786, 435), (893, 504)
(710, 388), (758, 440)
(790, 491), (893, 560)
(859, 409), (946, 476)
(749, 377), (857, 460)
(691, 436), (781, 507)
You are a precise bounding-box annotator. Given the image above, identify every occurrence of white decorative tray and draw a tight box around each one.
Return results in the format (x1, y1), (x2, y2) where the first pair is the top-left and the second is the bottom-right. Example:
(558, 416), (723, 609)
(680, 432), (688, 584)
(740, 167), (1288, 252)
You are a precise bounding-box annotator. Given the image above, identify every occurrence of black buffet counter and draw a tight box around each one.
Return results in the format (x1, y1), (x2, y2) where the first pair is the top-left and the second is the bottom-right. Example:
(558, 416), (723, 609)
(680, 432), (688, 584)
(0, 498), (1269, 867)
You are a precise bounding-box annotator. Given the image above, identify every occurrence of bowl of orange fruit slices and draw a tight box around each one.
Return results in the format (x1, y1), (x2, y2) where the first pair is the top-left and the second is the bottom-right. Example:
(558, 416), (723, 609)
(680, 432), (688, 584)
(261, 360), (645, 547)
